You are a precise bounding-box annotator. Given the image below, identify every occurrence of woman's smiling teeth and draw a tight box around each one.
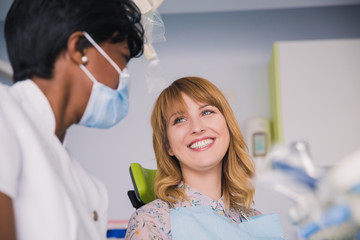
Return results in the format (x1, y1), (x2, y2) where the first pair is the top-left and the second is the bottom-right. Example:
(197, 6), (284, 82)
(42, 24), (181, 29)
(189, 139), (214, 149)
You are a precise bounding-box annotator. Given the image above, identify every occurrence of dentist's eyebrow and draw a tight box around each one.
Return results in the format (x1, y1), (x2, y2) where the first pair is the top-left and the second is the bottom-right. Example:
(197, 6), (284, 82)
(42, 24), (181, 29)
(124, 47), (130, 61)
(122, 47), (130, 62)
(124, 53), (130, 63)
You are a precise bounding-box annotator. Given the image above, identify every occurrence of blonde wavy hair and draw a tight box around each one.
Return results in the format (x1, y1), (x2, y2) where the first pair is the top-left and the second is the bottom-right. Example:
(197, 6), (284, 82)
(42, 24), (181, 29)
(151, 77), (255, 211)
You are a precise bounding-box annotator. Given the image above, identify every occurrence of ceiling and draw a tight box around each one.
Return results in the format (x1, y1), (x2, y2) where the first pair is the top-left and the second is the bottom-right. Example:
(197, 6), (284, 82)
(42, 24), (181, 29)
(157, 0), (360, 14)
(1, 0), (360, 21)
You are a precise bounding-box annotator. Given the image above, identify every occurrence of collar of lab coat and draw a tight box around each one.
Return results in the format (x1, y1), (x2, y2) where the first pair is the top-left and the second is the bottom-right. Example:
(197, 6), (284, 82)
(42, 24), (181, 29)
(10, 79), (56, 135)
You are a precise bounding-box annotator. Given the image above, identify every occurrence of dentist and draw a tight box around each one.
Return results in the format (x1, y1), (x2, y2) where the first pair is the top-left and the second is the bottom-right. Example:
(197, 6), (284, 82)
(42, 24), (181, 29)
(0, 0), (144, 239)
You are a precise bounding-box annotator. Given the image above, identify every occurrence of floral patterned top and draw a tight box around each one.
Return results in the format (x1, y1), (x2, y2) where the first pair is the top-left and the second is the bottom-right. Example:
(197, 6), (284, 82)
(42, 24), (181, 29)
(125, 182), (261, 240)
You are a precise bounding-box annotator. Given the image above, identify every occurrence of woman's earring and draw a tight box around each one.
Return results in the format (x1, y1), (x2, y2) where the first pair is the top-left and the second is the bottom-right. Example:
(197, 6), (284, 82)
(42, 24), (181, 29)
(81, 55), (88, 64)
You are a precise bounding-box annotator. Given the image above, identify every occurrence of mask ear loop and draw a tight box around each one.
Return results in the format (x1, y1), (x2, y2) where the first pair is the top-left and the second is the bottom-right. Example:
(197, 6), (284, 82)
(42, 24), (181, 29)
(83, 32), (122, 74)
(117, 67), (131, 91)
(80, 64), (98, 84)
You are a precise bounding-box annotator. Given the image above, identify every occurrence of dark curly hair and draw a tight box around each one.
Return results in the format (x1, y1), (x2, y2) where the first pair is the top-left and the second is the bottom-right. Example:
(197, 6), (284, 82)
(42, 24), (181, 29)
(5, 0), (144, 82)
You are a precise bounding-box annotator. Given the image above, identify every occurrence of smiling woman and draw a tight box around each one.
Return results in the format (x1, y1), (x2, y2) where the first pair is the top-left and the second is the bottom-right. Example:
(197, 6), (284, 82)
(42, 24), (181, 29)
(165, 93), (231, 196)
(125, 77), (284, 240)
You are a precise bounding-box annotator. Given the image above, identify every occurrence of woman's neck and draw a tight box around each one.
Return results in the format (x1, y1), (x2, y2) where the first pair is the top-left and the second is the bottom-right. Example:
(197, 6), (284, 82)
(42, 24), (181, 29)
(183, 167), (222, 201)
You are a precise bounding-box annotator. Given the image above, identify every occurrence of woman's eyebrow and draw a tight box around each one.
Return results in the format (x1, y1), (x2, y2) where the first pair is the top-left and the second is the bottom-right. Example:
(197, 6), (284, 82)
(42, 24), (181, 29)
(168, 110), (186, 119)
(167, 111), (186, 125)
(199, 104), (211, 110)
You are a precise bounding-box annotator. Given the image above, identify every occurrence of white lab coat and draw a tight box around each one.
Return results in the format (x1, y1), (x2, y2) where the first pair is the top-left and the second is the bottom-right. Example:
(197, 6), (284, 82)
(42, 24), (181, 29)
(0, 80), (108, 240)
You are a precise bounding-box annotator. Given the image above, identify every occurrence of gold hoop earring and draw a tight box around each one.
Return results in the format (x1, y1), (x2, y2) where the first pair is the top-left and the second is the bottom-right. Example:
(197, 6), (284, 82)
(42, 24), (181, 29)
(81, 55), (88, 64)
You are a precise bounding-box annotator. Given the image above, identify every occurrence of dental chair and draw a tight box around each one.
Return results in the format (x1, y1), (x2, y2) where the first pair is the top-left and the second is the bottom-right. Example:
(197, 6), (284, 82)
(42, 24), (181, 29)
(127, 163), (157, 209)
(108, 163), (155, 239)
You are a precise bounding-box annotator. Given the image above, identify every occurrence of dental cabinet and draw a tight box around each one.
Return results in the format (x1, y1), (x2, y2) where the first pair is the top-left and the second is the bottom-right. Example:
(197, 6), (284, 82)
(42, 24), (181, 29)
(268, 39), (360, 166)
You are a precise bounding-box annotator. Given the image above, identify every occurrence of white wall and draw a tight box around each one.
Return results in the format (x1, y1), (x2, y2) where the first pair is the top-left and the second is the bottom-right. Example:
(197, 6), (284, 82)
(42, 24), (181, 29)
(1, 5), (360, 225)
(277, 39), (360, 166)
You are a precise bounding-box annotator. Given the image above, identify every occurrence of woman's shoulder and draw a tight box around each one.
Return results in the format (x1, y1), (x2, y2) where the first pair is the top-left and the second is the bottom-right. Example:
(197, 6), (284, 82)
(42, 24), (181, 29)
(126, 199), (172, 239)
(142, 198), (170, 210)
(228, 206), (262, 222)
(130, 198), (171, 221)
(246, 207), (262, 217)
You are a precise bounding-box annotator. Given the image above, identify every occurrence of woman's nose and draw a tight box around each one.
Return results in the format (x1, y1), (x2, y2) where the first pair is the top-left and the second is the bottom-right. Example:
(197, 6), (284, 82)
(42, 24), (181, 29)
(190, 118), (205, 135)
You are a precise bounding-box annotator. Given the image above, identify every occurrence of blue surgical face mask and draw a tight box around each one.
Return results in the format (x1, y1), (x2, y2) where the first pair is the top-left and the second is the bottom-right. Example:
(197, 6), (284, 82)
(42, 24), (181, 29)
(78, 32), (130, 129)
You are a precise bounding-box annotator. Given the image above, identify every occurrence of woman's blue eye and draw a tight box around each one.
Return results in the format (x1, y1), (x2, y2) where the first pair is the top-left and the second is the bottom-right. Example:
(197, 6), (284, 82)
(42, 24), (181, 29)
(174, 117), (185, 125)
(202, 110), (214, 116)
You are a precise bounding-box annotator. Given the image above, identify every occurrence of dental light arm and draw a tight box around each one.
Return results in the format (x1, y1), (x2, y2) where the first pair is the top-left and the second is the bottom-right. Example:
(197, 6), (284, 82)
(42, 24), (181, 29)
(133, 0), (165, 60)
(133, 0), (168, 93)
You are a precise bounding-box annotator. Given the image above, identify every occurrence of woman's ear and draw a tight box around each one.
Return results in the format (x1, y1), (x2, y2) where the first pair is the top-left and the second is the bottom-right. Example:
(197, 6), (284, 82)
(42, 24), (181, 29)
(67, 31), (88, 65)
(167, 147), (174, 156)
